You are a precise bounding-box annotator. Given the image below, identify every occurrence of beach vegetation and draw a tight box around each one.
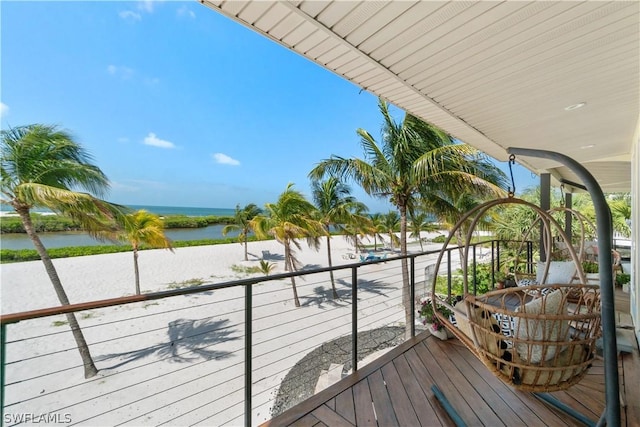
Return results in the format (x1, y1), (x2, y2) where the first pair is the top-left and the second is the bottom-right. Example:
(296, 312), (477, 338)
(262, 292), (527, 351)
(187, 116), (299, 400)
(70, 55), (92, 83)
(100, 209), (174, 295)
(341, 203), (371, 253)
(167, 278), (205, 289)
(251, 183), (326, 307)
(381, 211), (401, 250)
(259, 260), (276, 276)
(309, 97), (508, 339)
(408, 211), (438, 252)
(311, 177), (368, 299)
(0, 123), (126, 378)
(230, 264), (262, 275)
(52, 320), (68, 327)
(222, 203), (262, 261)
(368, 213), (386, 251)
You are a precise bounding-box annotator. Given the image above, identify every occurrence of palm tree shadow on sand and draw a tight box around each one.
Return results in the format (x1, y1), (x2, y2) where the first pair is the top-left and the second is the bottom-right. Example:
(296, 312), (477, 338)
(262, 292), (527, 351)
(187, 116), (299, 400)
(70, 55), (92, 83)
(97, 318), (239, 370)
(300, 279), (396, 308)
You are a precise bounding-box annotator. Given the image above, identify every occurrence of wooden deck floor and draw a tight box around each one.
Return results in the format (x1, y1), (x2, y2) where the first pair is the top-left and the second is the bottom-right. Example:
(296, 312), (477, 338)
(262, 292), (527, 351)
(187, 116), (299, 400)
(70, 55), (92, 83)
(262, 290), (639, 427)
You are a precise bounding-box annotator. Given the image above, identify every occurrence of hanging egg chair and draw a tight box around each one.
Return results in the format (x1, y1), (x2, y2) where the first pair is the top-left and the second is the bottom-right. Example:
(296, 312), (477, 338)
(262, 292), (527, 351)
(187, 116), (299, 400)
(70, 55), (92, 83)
(430, 196), (601, 392)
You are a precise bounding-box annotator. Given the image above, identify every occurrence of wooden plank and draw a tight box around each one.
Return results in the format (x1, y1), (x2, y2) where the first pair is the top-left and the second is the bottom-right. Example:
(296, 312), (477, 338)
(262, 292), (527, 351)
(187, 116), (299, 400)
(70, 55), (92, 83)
(450, 339), (572, 427)
(428, 338), (505, 426)
(435, 338), (526, 426)
(311, 404), (355, 427)
(622, 350), (640, 427)
(260, 332), (431, 427)
(403, 347), (451, 425)
(380, 360), (420, 426)
(290, 413), (322, 427)
(393, 353), (446, 426)
(367, 369), (400, 427)
(352, 378), (377, 426)
(414, 340), (484, 426)
(334, 388), (356, 425)
(325, 398), (336, 411)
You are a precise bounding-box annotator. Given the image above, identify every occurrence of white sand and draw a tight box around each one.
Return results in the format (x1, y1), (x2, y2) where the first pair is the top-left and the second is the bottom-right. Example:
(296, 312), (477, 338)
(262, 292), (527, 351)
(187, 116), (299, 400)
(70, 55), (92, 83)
(0, 234), (447, 426)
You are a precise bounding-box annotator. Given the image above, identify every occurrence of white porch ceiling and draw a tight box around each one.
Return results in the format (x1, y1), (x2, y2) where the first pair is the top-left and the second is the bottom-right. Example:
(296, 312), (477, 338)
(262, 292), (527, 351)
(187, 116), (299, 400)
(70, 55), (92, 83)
(200, 1), (639, 193)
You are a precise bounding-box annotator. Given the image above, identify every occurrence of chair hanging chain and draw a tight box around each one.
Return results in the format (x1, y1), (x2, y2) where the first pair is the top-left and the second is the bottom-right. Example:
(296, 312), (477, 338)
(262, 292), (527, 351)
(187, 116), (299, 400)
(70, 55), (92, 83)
(508, 154), (516, 197)
(560, 184), (565, 207)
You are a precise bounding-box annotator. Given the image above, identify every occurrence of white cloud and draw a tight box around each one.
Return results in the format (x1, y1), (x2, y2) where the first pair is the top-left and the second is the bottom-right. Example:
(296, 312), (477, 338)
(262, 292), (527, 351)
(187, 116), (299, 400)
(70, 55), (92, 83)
(0, 102), (8, 118)
(143, 133), (176, 149)
(137, 0), (156, 13)
(213, 153), (240, 166)
(177, 6), (195, 19)
(119, 10), (142, 21)
(107, 65), (134, 79)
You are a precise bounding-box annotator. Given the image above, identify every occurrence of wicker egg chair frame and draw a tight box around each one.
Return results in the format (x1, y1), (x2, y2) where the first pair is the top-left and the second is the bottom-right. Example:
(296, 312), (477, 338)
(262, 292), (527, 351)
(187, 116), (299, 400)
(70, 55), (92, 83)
(430, 197), (601, 393)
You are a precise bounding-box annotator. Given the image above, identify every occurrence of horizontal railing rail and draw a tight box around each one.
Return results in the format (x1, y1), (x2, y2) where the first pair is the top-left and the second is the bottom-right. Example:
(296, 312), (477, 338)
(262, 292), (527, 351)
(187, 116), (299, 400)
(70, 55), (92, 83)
(1, 238), (508, 426)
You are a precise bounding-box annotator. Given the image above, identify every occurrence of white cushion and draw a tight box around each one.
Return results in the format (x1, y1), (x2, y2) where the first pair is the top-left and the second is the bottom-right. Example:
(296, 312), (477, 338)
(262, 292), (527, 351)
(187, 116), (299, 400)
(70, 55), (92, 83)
(515, 290), (569, 363)
(536, 261), (576, 284)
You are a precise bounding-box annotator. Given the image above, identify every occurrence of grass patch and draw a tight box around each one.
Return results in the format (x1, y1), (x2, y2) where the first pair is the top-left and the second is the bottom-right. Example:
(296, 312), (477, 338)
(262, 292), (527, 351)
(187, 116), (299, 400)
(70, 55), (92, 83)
(231, 264), (262, 275)
(167, 278), (205, 289)
(52, 320), (68, 327)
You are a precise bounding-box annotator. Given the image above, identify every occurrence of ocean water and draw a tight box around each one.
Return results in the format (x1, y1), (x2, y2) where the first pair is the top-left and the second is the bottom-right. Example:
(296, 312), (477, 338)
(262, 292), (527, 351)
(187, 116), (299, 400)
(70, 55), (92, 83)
(125, 205), (235, 217)
(0, 205), (238, 250)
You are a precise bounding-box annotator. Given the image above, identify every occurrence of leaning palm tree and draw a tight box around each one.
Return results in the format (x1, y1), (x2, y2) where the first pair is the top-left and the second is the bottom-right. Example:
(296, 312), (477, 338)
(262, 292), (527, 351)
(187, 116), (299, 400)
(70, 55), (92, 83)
(310, 98), (508, 338)
(369, 212), (387, 251)
(408, 210), (430, 252)
(118, 210), (173, 295)
(382, 210), (401, 250)
(222, 203), (262, 261)
(311, 177), (363, 299)
(341, 203), (372, 253)
(250, 183), (325, 307)
(0, 124), (122, 378)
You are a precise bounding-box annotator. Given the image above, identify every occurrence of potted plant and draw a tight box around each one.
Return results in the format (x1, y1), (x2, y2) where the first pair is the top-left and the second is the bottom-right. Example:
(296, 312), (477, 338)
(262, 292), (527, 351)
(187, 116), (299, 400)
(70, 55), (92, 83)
(418, 297), (454, 340)
(582, 261), (599, 284)
(615, 273), (631, 290)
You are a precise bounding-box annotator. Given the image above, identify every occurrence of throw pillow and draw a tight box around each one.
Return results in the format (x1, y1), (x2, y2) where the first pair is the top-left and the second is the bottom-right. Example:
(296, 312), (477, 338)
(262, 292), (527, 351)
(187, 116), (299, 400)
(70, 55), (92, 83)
(536, 261), (576, 284)
(515, 289), (569, 363)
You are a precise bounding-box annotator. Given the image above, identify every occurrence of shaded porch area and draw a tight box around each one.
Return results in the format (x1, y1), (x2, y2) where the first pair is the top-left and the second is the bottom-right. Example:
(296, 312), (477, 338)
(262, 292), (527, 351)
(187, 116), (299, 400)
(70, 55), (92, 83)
(262, 290), (639, 427)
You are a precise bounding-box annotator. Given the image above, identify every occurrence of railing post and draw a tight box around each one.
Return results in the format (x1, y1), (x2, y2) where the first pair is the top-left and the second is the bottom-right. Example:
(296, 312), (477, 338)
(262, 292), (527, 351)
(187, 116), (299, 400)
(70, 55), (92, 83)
(1, 324), (6, 421)
(351, 266), (358, 372)
(410, 256), (416, 337)
(244, 284), (252, 427)
(472, 245), (477, 295)
(446, 249), (452, 300)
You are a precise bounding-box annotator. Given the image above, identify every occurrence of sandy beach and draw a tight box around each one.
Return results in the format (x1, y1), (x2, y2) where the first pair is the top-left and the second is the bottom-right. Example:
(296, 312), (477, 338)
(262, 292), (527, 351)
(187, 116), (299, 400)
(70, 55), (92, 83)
(1, 234), (447, 426)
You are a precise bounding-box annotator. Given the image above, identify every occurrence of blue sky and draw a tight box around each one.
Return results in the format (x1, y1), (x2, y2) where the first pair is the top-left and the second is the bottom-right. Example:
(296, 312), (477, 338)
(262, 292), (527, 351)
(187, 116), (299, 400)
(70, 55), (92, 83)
(1, 1), (538, 214)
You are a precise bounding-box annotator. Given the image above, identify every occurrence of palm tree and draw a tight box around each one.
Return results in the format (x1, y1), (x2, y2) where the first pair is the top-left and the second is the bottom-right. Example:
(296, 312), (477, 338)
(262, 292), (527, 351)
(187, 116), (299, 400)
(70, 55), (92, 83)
(250, 183), (325, 307)
(342, 203), (371, 253)
(222, 203), (262, 261)
(118, 210), (173, 295)
(369, 213), (387, 251)
(382, 210), (401, 250)
(310, 98), (508, 338)
(311, 177), (362, 299)
(408, 210), (430, 252)
(0, 124), (121, 378)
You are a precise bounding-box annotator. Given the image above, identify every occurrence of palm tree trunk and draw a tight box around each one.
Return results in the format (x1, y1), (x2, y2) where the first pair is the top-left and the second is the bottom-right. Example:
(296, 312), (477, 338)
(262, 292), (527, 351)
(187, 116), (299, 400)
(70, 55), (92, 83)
(133, 248), (141, 295)
(399, 205), (412, 340)
(16, 207), (98, 378)
(326, 236), (338, 298)
(284, 242), (301, 307)
(243, 233), (248, 261)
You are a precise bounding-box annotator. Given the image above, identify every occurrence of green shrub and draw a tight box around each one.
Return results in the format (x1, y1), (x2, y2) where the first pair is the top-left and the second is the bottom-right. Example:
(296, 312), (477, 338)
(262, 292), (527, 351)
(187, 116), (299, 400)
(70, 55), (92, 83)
(432, 235), (447, 243)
